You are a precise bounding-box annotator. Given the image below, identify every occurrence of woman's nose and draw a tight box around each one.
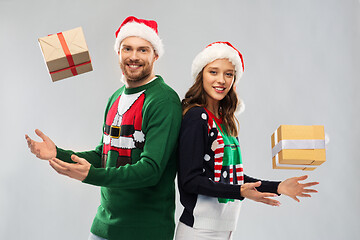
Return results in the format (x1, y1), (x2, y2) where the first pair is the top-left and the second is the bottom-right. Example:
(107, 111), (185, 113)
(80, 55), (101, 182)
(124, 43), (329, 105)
(217, 75), (226, 84)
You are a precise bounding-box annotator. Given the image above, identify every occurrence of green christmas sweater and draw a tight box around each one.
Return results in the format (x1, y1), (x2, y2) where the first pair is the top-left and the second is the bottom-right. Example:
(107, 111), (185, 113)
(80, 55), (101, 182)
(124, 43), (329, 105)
(56, 76), (182, 240)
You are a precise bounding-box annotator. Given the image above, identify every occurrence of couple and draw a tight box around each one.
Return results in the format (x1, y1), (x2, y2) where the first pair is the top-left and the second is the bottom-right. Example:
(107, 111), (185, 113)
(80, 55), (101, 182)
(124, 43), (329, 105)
(25, 16), (318, 240)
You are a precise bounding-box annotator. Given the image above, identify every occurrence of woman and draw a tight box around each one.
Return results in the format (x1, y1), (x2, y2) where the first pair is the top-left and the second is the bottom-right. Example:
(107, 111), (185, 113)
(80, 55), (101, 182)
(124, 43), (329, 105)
(175, 41), (319, 239)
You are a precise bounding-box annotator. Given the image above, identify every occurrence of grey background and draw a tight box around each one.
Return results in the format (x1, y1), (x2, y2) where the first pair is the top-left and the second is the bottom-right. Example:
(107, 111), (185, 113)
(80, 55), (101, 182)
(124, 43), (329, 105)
(1, 0), (359, 239)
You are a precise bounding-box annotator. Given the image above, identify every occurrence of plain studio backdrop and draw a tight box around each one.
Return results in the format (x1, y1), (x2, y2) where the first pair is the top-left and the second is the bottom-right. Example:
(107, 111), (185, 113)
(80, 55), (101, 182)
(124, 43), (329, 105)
(1, 0), (359, 239)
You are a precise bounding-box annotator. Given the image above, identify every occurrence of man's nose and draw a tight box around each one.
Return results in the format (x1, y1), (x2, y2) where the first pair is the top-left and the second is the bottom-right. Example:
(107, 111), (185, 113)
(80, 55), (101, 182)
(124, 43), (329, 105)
(129, 50), (139, 61)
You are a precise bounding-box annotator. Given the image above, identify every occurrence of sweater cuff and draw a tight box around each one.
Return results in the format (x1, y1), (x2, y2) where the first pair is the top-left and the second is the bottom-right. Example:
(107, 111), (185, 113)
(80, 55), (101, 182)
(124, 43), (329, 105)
(274, 181), (281, 195)
(220, 183), (243, 200)
(234, 185), (243, 200)
(56, 146), (74, 163)
(82, 165), (101, 186)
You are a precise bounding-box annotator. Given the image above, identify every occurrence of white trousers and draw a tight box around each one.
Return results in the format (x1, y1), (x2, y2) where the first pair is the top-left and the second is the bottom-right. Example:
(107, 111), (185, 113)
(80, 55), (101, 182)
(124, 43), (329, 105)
(88, 232), (107, 240)
(175, 222), (233, 240)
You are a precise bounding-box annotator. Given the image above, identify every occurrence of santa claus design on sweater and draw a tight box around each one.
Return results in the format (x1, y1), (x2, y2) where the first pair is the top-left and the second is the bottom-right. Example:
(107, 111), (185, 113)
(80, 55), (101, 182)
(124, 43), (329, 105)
(102, 90), (146, 168)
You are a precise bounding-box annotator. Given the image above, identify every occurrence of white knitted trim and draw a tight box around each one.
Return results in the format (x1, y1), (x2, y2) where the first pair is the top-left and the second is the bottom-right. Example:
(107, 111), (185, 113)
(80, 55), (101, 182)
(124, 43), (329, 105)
(237, 98), (245, 114)
(114, 21), (164, 58)
(191, 43), (243, 83)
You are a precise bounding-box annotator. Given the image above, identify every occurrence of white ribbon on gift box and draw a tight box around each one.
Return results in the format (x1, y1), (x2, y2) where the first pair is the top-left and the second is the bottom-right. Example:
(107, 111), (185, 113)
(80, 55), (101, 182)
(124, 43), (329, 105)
(272, 129), (326, 169)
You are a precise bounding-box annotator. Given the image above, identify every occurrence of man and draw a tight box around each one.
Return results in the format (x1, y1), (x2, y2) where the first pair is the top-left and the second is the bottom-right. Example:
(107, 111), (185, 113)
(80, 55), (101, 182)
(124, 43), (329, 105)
(25, 16), (182, 240)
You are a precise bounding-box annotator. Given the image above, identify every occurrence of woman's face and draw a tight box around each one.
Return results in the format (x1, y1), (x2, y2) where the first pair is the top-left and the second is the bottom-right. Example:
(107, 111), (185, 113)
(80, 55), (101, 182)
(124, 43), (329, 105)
(202, 58), (235, 105)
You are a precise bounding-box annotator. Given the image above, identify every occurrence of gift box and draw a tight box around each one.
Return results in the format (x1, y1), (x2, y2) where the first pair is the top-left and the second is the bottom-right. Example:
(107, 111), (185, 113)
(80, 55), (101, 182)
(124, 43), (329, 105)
(38, 27), (92, 82)
(271, 125), (326, 171)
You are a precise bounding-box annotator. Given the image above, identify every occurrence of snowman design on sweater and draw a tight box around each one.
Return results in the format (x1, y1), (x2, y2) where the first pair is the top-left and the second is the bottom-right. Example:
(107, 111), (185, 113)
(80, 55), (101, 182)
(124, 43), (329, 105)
(204, 109), (244, 203)
(102, 90), (146, 168)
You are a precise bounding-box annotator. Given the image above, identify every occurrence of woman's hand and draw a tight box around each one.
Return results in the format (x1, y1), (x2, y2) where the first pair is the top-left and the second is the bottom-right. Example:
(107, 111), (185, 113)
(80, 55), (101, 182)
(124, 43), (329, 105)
(241, 181), (280, 206)
(277, 175), (319, 202)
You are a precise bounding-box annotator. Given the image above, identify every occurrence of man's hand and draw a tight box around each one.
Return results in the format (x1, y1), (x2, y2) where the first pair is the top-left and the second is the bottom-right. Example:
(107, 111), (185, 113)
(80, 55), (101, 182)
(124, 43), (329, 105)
(25, 129), (57, 160)
(241, 181), (280, 206)
(277, 175), (319, 202)
(49, 155), (91, 181)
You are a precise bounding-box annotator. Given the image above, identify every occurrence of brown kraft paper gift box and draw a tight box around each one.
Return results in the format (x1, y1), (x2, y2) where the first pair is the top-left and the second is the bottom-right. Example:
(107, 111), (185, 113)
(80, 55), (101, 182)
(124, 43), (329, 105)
(38, 27), (92, 82)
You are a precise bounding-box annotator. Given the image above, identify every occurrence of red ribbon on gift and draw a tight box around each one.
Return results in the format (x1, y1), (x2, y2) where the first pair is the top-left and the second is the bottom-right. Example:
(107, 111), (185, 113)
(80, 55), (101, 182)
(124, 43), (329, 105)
(56, 32), (78, 76)
(49, 31), (91, 76)
(49, 60), (91, 75)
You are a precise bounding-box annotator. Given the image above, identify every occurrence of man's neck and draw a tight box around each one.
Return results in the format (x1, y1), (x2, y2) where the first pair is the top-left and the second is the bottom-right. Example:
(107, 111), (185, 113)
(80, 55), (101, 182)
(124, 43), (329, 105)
(125, 73), (157, 88)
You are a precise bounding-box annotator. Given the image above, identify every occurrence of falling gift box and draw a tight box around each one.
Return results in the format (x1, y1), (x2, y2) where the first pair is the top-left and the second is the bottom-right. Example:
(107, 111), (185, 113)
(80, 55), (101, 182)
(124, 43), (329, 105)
(38, 27), (93, 82)
(271, 125), (326, 171)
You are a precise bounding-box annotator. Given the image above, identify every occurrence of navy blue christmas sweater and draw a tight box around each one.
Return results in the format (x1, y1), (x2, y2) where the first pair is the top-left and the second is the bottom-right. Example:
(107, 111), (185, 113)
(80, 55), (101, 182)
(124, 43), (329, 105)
(177, 107), (280, 231)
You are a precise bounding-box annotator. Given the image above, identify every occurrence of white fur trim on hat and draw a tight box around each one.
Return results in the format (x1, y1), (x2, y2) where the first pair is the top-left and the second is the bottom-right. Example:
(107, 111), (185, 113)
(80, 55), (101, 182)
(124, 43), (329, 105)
(191, 42), (244, 84)
(114, 21), (164, 58)
(237, 98), (245, 115)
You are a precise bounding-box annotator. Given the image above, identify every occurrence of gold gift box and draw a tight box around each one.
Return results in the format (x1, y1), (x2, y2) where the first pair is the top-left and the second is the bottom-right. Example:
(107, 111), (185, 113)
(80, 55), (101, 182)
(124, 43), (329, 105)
(38, 27), (92, 82)
(271, 125), (326, 171)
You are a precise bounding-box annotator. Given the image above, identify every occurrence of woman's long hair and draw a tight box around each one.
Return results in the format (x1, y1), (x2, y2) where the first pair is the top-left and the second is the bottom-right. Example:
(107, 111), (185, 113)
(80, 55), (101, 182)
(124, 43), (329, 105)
(182, 69), (240, 136)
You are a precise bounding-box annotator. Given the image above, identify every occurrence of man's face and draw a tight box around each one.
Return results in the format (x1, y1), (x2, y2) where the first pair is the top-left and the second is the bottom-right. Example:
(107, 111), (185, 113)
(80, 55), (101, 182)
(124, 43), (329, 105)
(119, 36), (158, 86)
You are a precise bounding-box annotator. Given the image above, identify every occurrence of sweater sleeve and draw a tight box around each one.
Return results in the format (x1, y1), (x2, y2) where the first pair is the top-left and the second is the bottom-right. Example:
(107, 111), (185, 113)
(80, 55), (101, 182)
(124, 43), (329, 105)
(82, 98), (182, 189)
(55, 143), (103, 168)
(178, 107), (242, 200)
(244, 174), (281, 195)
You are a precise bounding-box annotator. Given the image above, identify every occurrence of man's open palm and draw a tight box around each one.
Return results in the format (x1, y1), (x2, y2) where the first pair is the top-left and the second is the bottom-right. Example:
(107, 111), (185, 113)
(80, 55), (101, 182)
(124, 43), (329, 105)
(25, 129), (56, 160)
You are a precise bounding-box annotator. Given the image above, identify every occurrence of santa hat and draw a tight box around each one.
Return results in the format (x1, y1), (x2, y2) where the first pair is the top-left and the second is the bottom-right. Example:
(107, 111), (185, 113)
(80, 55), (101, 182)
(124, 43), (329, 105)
(114, 16), (164, 58)
(192, 41), (245, 113)
(191, 41), (244, 84)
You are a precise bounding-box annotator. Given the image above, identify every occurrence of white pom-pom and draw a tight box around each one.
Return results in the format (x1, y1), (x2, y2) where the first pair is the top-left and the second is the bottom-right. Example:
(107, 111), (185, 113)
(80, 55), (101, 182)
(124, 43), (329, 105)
(235, 99), (245, 115)
(134, 130), (145, 143)
(325, 132), (330, 149)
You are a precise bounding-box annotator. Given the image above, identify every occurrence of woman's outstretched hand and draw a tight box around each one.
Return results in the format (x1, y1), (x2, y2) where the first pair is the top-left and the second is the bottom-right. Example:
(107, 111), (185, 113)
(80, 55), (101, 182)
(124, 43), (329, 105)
(277, 175), (319, 202)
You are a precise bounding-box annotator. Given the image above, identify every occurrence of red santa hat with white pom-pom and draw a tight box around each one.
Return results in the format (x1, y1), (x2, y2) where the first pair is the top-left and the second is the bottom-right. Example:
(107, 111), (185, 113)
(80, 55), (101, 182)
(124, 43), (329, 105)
(114, 16), (164, 58)
(191, 41), (246, 114)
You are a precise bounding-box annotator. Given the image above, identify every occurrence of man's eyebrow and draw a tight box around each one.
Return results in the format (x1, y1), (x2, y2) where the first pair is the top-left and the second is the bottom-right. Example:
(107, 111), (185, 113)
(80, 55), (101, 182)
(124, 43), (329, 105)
(138, 46), (151, 49)
(121, 45), (151, 49)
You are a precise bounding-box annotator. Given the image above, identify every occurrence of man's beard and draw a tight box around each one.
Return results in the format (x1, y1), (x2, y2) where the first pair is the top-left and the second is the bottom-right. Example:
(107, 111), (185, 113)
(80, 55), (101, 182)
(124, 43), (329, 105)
(120, 60), (152, 83)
